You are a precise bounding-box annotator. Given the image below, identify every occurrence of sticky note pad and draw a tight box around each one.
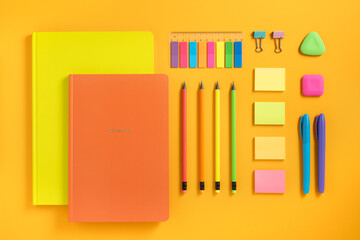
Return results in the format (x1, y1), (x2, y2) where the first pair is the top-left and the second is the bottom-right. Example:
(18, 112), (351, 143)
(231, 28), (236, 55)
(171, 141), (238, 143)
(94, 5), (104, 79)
(255, 68), (285, 91)
(225, 42), (233, 68)
(179, 42), (188, 68)
(255, 170), (285, 193)
(254, 102), (285, 125)
(198, 41), (206, 68)
(234, 41), (242, 68)
(170, 42), (179, 68)
(189, 42), (197, 68)
(216, 42), (224, 68)
(207, 42), (215, 68)
(255, 137), (285, 160)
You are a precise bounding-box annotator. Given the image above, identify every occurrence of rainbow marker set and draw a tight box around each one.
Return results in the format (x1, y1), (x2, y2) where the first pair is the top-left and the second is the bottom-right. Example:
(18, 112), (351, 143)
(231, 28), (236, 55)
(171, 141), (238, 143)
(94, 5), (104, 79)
(170, 32), (243, 68)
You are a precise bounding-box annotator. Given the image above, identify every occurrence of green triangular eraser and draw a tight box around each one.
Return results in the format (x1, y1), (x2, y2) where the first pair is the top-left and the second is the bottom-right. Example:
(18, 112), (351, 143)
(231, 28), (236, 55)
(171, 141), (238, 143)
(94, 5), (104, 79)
(300, 32), (326, 56)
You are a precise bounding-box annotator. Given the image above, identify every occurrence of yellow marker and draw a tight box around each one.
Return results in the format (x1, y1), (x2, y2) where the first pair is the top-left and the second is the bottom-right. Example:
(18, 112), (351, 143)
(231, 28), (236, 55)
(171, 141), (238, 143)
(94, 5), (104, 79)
(216, 42), (225, 68)
(215, 82), (220, 192)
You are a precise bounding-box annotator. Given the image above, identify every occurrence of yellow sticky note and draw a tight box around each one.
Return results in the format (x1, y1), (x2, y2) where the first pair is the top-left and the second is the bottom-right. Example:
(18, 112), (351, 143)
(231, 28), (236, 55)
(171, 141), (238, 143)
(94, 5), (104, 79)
(255, 137), (285, 160)
(255, 68), (285, 91)
(216, 42), (224, 68)
(254, 102), (285, 125)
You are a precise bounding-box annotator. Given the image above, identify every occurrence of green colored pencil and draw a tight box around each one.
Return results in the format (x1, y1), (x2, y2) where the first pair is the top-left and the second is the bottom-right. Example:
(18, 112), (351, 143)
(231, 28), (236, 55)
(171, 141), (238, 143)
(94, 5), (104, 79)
(231, 82), (236, 193)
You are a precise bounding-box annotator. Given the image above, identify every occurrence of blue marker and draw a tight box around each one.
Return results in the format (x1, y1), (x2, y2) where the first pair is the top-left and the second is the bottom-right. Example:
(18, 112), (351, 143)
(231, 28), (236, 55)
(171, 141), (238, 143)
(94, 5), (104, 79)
(300, 114), (310, 194)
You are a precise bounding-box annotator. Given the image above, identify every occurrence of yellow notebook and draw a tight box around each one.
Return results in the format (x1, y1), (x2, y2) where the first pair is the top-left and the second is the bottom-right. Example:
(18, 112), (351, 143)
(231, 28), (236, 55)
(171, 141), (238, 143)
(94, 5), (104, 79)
(32, 32), (154, 205)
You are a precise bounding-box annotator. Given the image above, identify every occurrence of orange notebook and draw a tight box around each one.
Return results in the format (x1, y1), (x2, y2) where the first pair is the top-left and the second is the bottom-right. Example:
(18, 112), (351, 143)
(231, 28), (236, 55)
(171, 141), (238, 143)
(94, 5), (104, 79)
(69, 74), (169, 222)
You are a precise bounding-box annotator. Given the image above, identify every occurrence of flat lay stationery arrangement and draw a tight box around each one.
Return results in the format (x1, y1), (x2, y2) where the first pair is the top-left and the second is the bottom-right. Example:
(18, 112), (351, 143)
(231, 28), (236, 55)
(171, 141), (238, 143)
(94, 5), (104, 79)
(0, 0), (360, 240)
(29, 29), (329, 222)
(5, 1), (360, 238)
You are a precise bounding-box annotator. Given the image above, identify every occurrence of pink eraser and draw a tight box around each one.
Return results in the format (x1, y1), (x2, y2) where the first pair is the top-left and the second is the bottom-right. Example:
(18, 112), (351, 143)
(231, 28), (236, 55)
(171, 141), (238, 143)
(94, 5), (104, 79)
(179, 42), (188, 68)
(255, 170), (285, 193)
(207, 42), (215, 68)
(302, 75), (324, 96)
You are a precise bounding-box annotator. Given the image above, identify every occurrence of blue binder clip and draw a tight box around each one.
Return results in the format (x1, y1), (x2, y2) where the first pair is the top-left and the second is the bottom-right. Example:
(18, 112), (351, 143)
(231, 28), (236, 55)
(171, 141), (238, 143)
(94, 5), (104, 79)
(254, 31), (266, 52)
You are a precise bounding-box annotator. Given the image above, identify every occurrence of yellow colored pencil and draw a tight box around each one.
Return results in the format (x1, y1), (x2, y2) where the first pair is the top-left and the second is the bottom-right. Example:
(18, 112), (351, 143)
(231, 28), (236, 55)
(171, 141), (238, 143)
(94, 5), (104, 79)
(215, 81), (220, 193)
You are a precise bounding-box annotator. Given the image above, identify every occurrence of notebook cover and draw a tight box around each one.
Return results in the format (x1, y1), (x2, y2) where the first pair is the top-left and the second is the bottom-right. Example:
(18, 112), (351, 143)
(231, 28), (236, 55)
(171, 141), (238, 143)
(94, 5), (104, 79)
(68, 74), (168, 222)
(32, 32), (154, 205)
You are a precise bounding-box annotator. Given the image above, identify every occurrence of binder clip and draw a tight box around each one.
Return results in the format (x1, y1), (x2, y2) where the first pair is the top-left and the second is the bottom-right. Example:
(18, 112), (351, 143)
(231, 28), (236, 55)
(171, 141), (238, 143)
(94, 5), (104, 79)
(273, 31), (285, 53)
(254, 31), (266, 52)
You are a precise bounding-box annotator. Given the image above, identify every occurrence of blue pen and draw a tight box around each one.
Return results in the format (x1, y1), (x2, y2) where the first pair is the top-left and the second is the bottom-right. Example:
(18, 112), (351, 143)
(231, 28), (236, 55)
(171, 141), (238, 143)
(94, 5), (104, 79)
(300, 114), (310, 194)
(315, 114), (326, 193)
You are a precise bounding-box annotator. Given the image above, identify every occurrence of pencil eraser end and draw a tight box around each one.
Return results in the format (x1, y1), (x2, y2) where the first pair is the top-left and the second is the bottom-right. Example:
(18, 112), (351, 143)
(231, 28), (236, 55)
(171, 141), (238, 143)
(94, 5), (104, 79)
(232, 190), (236, 193)
(182, 190), (187, 193)
(215, 190), (220, 193)
(200, 190), (204, 193)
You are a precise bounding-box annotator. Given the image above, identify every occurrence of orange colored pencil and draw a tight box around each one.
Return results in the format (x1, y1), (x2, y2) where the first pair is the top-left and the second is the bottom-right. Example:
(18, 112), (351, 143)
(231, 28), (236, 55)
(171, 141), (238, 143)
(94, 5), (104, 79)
(199, 82), (205, 192)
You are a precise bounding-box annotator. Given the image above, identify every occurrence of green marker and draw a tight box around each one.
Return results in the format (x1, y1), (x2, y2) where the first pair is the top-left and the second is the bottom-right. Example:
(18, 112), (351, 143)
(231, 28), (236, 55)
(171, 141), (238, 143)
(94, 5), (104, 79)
(231, 82), (236, 193)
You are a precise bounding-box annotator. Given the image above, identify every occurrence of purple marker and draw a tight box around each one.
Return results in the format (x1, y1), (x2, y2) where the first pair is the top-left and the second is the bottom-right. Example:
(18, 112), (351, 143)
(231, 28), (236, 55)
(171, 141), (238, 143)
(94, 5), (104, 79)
(315, 114), (326, 193)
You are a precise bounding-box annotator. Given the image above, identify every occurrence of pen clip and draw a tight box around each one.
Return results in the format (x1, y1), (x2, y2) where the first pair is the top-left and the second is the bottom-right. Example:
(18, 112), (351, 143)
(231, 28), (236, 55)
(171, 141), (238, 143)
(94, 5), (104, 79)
(315, 115), (319, 140)
(300, 115), (304, 140)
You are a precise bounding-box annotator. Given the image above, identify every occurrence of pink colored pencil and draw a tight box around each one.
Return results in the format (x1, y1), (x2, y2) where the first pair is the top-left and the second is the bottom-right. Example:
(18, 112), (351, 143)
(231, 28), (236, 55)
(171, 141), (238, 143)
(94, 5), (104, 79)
(182, 82), (187, 192)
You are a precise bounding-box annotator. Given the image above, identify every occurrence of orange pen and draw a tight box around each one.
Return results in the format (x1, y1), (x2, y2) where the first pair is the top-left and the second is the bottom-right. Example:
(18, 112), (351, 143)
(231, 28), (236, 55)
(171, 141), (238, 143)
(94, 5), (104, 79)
(199, 82), (205, 192)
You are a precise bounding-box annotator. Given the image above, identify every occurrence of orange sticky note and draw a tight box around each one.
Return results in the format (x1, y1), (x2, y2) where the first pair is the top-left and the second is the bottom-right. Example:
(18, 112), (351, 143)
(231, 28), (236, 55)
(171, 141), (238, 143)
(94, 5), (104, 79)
(255, 137), (285, 160)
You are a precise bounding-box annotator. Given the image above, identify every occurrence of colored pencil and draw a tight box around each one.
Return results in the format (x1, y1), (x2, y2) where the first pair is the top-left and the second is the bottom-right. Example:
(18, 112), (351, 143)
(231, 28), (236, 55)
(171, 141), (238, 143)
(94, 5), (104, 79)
(199, 82), (205, 192)
(215, 82), (220, 193)
(231, 82), (236, 193)
(182, 82), (187, 193)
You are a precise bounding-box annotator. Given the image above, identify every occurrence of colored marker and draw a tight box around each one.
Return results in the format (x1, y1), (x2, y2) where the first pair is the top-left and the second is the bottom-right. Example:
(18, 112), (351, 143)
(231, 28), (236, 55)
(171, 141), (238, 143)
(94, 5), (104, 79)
(215, 82), (220, 193)
(231, 82), (236, 193)
(300, 114), (310, 194)
(199, 82), (205, 192)
(182, 82), (187, 193)
(315, 114), (326, 193)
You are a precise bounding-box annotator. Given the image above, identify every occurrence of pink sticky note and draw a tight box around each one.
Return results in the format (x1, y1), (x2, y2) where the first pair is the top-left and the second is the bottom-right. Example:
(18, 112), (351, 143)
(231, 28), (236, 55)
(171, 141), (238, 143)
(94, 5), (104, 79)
(179, 42), (188, 68)
(207, 42), (215, 68)
(255, 170), (285, 193)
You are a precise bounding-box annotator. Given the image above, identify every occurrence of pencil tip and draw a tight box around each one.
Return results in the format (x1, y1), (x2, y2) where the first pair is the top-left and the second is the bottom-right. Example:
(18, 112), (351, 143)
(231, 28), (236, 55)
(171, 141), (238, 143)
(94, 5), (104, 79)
(200, 81), (204, 89)
(232, 81), (235, 90)
(216, 81), (219, 89)
(183, 82), (186, 89)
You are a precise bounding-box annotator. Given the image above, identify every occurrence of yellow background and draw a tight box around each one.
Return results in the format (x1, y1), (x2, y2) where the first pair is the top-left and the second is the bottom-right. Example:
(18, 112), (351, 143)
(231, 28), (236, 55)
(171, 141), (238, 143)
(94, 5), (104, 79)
(1, 0), (359, 239)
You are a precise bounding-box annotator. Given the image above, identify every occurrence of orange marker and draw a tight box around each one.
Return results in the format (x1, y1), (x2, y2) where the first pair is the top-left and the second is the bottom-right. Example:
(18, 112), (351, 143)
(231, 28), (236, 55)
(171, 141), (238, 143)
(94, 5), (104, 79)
(199, 82), (205, 192)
